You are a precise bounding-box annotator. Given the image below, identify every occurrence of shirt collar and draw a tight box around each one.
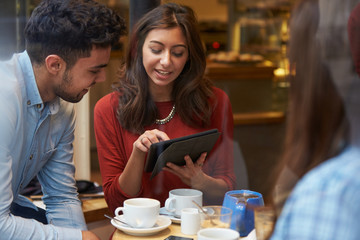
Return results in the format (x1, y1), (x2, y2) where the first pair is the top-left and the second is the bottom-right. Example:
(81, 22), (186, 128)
(18, 51), (60, 115)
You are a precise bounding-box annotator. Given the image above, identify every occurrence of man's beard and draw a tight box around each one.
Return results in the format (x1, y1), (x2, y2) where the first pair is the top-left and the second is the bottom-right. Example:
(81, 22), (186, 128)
(55, 70), (84, 103)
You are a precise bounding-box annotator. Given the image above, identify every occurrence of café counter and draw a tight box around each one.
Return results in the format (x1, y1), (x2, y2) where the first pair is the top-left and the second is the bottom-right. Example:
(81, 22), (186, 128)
(205, 61), (286, 125)
(205, 61), (276, 81)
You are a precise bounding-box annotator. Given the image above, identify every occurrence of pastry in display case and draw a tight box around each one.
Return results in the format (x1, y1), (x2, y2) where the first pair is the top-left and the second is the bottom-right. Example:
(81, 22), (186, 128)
(207, 51), (265, 64)
(227, 0), (295, 67)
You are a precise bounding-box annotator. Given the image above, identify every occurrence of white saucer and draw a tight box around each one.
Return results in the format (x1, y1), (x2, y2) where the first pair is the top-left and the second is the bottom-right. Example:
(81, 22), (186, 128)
(159, 207), (181, 224)
(111, 215), (171, 236)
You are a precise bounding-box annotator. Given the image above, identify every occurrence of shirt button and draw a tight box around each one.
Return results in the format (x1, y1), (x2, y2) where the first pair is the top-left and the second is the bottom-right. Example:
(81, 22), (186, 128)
(37, 104), (41, 109)
(29, 154), (33, 160)
(27, 100), (31, 105)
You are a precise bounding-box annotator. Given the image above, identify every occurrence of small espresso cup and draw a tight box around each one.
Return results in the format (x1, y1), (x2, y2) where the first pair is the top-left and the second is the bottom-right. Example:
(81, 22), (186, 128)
(197, 228), (240, 240)
(115, 198), (160, 228)
(181, 208), (201, 235)
(165, 188), (203, 217)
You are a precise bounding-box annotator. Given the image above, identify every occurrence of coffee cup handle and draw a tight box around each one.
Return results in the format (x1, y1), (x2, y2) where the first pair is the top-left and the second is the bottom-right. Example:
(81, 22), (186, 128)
(114, 207), (124, 216)
(165, 197), (176, 213)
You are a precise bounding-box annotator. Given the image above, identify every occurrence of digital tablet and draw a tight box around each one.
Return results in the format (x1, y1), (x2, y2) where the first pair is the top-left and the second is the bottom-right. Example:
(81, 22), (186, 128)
(144, 129), (221, 179)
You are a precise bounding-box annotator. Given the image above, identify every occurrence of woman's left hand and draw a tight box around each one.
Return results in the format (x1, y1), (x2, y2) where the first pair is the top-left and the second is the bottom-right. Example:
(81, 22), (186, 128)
(163, 152), (207, 188)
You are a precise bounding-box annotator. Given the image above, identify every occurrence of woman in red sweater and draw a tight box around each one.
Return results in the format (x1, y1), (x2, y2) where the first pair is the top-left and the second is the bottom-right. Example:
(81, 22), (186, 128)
(94, 3), (236, 213)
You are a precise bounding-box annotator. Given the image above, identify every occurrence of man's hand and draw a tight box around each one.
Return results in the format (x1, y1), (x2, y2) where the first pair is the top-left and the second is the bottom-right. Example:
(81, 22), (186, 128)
(82, 230), (100, 240)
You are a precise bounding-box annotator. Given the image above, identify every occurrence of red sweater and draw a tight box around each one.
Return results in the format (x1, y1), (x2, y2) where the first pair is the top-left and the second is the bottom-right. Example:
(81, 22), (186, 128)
(94, 87), (236, 213)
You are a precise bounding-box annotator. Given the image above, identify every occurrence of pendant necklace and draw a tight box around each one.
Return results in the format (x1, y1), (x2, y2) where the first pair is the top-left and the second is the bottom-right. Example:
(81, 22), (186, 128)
(155, 105), (176, 125)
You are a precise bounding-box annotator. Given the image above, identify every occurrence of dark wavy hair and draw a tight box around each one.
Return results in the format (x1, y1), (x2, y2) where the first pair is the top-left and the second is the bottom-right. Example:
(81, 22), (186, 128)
(114, 3), (214, 134)
(24, 0), (126, 69)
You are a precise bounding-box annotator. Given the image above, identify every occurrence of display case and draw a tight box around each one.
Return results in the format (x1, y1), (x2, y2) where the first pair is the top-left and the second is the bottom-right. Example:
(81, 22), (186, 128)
(227, 0), (294, 66)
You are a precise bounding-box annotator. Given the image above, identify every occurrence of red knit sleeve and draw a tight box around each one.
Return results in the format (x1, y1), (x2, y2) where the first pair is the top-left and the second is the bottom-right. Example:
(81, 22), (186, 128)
(205, 87), (236, 193)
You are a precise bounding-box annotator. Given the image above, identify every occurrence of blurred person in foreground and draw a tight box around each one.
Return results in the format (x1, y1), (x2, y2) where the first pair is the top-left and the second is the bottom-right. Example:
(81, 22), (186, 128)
(94, 2), (236, 213)
(269, 0), (349, 215)
(269, 0), (360, 239)
(0, 0), (126, 239)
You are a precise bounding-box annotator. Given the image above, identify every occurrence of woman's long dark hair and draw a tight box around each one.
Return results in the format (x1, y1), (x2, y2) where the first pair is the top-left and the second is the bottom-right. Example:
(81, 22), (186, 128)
(114, 3), (214, 134)
(268, 0), (349, 212)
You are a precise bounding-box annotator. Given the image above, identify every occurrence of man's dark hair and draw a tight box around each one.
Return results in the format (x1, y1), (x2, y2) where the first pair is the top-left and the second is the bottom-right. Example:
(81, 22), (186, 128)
(24, 0), (126, 68)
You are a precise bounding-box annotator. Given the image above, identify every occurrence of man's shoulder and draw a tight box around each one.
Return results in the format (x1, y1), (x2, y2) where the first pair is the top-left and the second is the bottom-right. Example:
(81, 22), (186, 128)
(295, 147), (360, 194)
(0, 54), (21, 82)
(306, 147), (360, 178)
(279, 148), (360, 239)
(0, 52), (32, 96)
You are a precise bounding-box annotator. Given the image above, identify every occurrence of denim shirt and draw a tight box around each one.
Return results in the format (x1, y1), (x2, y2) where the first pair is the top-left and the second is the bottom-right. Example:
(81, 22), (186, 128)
(0, 51), (86, 239)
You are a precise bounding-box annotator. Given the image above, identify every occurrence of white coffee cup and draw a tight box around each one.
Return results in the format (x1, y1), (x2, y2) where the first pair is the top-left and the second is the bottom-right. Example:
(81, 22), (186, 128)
(165, 188), (203, 216)
(181, 208), (201, 235)
(114, 198), (160, 228)
(197, 228), (240, 240)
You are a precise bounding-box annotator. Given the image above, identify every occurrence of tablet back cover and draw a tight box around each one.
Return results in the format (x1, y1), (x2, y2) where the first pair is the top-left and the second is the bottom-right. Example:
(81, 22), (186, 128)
(144, 129), (220, 179)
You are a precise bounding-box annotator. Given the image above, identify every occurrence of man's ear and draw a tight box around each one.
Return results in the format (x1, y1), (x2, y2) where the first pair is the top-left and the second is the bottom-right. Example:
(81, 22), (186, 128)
(45, 55), (64, 74)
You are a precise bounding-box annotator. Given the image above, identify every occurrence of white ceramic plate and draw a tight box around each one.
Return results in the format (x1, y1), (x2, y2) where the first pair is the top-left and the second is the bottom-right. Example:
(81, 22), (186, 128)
(111, 215), (171, 236)
(159, 207), (181, 224)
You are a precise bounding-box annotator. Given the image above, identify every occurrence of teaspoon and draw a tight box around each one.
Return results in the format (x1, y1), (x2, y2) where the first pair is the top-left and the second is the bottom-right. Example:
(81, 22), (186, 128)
(104, 214), (132, 227)
(192, 200), (218, 226)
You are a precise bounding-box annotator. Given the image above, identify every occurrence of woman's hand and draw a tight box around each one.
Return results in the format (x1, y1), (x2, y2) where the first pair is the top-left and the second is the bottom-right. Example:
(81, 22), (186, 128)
(165, 152), (229, 203)
(119, 129), (170, 196)
(164, 152), (207, 188)
(133, 129), (170, 153)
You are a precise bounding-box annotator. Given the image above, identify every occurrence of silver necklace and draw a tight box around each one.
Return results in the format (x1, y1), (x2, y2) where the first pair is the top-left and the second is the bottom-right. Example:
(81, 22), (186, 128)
(155, 105), (176, 125)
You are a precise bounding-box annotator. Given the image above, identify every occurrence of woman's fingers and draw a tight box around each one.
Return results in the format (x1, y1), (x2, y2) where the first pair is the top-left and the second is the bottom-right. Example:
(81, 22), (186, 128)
(134, 129), (170, 152)
(194, 152), (207, 167)
(164, 152), (208, 186)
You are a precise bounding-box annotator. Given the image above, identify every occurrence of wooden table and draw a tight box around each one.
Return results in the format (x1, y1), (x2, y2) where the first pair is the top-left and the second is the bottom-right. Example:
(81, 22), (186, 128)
(112, 222), (196, 240)
(81, 197), (110, 223)
(112, 222), (255, 240)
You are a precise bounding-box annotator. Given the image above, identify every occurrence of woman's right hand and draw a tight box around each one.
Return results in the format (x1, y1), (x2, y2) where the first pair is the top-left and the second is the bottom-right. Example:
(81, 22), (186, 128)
(133, 129), (170, 153)
(119, 129), (170, 196)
